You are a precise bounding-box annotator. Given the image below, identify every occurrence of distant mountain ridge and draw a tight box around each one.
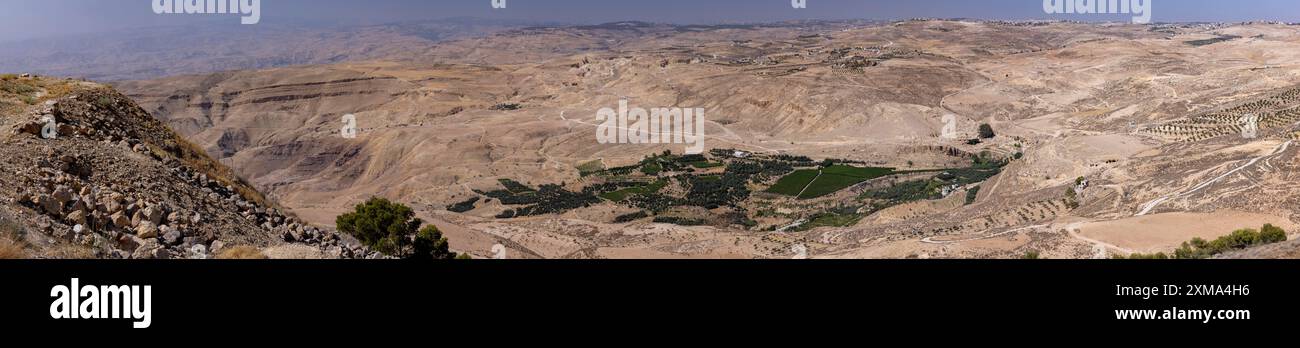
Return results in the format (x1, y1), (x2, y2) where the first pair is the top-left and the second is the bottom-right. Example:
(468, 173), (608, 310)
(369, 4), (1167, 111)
(0, 17), (544, 81)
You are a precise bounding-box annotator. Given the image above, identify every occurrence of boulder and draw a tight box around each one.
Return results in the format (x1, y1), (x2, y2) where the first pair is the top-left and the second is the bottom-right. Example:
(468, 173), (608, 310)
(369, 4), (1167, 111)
(135, 221), (159, 239)
(14, 120), (44, 136)
(37, 194), (62, 215)
(116, 234), (144, 251)
(325, 246), (344, 259)
(51, 186), (75, 203)
(161, 227), (182, 246)
(68, 198), (87, 214)
(110, 212), (131, 229)
(130, 240), (168, 259)
(142, 205), (162, 225)
(103, 199), (123, 214)
(66, 210), (87, 225)
(209, 240), (225, 254)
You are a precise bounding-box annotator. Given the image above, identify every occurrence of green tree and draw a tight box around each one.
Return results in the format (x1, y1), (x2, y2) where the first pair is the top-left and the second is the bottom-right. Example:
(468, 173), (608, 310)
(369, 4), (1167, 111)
(1260, 224), (1287, 244)
(1064, 186), (1079, 209)
(1122, 252), (1169, 259)
(411, 225), (457, 260)
(978, 124), (996, 139)
(336, 197), (423, 258)
(1170, 225), (1287, 259)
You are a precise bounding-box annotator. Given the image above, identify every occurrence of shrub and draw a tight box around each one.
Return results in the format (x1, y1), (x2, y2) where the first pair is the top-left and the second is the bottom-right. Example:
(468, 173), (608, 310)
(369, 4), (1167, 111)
(337, 197), (462, 259)
(1120, 252), (1169, 259)
(1064, 187), (1079, 209)
(1260, 224), (1287, 244)
(0, 79), (37, 95)
(0, 240), (24, 259)
(0, 218), (27, 259)
(95, 96), (114, 108)
(978, 124), (996, 139)
(336, 197), (423, 257)
(411, 225), (457, 260)
(0, 235), (26, 259)
(490, 103), (521, 111)
(1171, 224), (1288, 259)
(641, 162), (662, 175)
(46, 244), (96, 259)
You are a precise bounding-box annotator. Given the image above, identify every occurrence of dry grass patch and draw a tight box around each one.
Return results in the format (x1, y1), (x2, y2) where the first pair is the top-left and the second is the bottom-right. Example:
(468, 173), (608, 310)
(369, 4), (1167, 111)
(216, 245), (268, 259)
(0, 218), (29, 259)
(43, 244), (96, 259)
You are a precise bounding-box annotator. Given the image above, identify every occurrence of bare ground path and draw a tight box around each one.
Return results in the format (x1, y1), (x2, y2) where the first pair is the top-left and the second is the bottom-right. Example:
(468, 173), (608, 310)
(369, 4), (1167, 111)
(1136, 140), (1293, 216)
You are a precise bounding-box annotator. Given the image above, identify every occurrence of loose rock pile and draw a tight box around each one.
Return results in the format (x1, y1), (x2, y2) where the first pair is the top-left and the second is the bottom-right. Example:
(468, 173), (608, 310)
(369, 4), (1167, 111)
(1, 79), (374, 259)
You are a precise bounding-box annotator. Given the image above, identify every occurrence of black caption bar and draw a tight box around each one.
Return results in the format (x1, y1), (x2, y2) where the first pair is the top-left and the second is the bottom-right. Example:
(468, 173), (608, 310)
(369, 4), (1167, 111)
(1, 260), (1297, 335)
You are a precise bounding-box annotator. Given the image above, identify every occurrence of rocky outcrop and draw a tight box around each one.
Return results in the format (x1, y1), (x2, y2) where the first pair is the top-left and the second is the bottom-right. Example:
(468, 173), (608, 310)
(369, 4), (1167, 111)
(0, 77), (371, 259)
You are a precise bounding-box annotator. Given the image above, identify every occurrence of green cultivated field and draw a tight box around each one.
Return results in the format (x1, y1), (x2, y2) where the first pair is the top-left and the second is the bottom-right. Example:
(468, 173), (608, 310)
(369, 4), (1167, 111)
(768, 165), (896, 199)
(599, 180), (668, 202)
(822, 165), (893, 179)
(798, 174), (864, 199)
(765, 169), (820, 196)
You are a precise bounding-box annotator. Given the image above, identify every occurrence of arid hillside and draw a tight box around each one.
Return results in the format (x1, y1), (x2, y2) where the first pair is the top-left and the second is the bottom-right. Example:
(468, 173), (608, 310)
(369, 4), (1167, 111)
(112, 20), (1300, 259)
(0, 75), (370, 259)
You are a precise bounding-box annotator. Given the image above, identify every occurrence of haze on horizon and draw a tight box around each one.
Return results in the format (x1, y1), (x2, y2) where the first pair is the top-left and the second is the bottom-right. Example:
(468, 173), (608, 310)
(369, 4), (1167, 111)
(2, 0), (1299, 42)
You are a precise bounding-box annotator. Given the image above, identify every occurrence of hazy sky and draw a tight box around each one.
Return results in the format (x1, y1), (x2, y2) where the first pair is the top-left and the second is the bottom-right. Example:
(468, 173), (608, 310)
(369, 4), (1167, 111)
(3, 0), (1299, 42)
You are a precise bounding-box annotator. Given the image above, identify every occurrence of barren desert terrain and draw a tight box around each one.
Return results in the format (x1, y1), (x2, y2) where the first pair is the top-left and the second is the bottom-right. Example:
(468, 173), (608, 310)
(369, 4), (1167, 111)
(97, 19), (1300, 259)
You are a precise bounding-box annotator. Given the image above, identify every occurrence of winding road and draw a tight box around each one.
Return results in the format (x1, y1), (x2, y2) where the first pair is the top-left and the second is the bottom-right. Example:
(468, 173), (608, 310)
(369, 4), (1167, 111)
(1135, 140), (1293, 216)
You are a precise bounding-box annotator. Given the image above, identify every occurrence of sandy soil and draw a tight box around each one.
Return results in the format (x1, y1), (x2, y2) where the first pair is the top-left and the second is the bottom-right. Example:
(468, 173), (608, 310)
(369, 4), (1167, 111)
(1074, 211), (1298, 253)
